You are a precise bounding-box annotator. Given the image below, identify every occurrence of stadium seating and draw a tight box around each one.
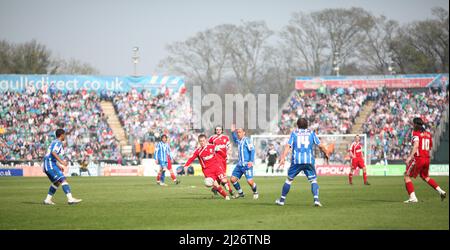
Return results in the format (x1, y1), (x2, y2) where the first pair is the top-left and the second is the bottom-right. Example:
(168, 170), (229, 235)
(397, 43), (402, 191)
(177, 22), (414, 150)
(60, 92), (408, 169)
(277, 87), (448, 163)
(362, 88), (449, 163)
(278, 88), (368, 135)
(1, 82), (448, 166)
(111, 88), (196, 162)
(0, 85), (121, 161)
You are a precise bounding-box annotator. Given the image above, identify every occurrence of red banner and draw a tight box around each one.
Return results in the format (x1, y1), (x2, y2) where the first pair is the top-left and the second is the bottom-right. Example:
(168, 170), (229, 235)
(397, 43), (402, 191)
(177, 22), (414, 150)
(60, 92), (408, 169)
(295, 76), (438, 90)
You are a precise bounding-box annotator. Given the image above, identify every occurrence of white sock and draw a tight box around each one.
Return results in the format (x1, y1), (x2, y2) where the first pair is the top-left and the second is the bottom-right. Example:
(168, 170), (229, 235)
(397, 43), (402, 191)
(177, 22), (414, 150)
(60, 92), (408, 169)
(66, 193), (73, 200)
(410, 192), (417, 200)
(45, 194), (53, 201)
(436, 186), (445, 194)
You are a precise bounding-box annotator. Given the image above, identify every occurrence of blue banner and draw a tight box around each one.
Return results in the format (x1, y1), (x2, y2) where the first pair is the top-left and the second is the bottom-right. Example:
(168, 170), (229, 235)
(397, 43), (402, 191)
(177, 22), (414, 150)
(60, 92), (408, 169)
(0, 169), (23, 176)
(0, 75), (185, 94)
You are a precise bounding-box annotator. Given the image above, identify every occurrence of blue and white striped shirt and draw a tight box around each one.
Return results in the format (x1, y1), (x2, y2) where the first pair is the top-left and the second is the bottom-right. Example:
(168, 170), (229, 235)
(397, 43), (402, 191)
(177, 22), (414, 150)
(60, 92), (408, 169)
(43, 139), (64, 171)
(154, 141), (172, 163)
(231, 131), (255, 166)
(288, 129), (321, 165)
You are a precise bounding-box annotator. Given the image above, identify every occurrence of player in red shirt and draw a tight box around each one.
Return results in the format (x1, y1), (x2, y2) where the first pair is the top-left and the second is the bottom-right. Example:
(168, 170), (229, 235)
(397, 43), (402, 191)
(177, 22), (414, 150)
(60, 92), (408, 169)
(208, 125), (233, 194)
(403, 117), (446, 203)
(183, 134), (234, 200)
(208, 126), (231, 172)
(348, 135), (370, 185)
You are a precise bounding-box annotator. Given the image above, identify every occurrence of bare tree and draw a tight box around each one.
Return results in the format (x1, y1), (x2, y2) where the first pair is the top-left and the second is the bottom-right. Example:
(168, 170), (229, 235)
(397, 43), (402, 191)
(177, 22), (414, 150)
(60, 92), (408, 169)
(228, 21), (274, 93)
(280, 11), (328, 76)
(316, 7), (374, 75)
(51, 58), (99, 75)
(358, 15), (399, 74)
(158, 24), (237, 93)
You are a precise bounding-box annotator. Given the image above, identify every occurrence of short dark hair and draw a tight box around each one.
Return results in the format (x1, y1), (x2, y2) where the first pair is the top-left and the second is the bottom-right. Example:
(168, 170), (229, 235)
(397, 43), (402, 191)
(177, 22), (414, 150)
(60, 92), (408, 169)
(55, 129), (65, 138)
(297, 118), (308, 129)
(198, 134), (207, 140)
(161, 134), (167, 140)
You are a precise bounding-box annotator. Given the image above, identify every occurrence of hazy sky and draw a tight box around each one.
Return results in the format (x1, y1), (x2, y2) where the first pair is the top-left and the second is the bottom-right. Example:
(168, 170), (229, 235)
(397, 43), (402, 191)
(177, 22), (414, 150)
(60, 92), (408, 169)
(0, 0), (448, 76)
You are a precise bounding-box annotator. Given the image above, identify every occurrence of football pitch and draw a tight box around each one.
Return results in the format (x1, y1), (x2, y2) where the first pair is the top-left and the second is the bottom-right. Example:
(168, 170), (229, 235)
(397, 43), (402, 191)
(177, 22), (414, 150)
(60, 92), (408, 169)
(0, 176), (448, 230)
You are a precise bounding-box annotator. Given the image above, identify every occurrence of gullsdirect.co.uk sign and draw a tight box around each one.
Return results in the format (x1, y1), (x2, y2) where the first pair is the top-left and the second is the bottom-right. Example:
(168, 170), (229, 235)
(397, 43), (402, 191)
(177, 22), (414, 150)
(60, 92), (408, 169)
(0, 74), (185, 94)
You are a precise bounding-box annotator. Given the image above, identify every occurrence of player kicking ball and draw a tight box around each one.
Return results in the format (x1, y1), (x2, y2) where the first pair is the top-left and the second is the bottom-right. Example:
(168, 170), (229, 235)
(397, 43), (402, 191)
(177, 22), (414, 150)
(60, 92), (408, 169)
(42, 129), (82, 205)
(230, 125), (258, 199)
(403, 117), (446, 203)
(183, 134), (234, 200)
(348, 135), (370, 185)
(275, 118), (329, 207)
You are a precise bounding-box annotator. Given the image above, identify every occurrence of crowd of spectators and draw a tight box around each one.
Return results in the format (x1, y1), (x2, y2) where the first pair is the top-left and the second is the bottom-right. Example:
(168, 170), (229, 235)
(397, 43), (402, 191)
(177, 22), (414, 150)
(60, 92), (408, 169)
(1, 82), (448, 166)
(278, 87), (368, 135)
(0, 85), (120, 162)
(111, 87), (196, 163)
(363, 87), (449, 163)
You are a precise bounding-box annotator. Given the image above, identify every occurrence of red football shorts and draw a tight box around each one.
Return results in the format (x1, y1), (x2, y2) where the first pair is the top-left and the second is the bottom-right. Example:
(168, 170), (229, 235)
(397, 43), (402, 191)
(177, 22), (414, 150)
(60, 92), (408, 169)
(351, 157), (365, 169)
(203, 167), (226, 181)
(406, 157), (430, 179)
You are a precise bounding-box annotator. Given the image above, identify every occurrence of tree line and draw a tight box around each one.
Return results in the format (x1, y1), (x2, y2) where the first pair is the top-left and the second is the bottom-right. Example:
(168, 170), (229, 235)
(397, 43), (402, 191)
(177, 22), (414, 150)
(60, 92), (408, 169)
(158, 7), (449, 98)
(0, 39), (98, 75)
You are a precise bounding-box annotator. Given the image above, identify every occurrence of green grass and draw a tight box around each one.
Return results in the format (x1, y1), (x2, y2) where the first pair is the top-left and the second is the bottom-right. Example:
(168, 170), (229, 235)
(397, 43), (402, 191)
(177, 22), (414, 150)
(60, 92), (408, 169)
(0, 176), (448, 229)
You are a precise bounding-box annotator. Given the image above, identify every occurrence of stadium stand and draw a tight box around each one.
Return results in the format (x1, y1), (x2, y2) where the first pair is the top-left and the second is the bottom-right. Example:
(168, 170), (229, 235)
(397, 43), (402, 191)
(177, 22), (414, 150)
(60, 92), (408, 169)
(278, 87), (369, 135)
(0, 85), (121, 162)
(276, 86), (449, 164)
(110, 88), (196, 163)
(363, 87), (449, 163)
(1, 76), (448, 167)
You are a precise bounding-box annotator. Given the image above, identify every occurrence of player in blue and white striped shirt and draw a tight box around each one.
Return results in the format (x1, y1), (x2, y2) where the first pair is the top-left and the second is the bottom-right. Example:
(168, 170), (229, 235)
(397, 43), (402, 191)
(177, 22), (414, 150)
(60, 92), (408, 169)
(276, 118), (329, 207)
(42, 129), (82, 205)
(230, 124), (258, 199)
(154, 134), (179, 186)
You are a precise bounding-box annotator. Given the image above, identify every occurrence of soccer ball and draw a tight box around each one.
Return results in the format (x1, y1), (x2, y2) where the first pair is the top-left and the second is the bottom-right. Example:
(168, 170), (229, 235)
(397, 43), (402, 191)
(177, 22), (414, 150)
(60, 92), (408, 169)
(204, 177), (214, 187)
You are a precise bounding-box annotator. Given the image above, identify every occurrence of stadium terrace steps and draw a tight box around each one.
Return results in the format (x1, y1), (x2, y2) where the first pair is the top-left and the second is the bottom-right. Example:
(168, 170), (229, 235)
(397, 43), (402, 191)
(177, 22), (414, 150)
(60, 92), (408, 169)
(100, 101), (129, 147)
(350, 100), (375, 135)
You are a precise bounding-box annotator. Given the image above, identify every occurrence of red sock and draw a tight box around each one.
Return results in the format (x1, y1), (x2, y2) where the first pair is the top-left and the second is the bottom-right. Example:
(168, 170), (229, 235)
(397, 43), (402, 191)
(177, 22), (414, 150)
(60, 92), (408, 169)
(426, 178), (439, 189)
(363, 172), (367, 184)
(170, 171), (176, 181)
(156, 172), (161, 182)
(214, 186), (227, 198)
(405, 181), (415, 195)
(349, 173), (353, 184)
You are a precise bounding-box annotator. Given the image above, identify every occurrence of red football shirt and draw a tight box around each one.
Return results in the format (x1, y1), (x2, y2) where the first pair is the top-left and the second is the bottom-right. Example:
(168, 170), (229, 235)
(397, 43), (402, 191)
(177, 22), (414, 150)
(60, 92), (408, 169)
(184, 144), (225, 170)
(208, 134), (230, 159)
(350, 142), (363, 158)
(412, 130), (432, 158)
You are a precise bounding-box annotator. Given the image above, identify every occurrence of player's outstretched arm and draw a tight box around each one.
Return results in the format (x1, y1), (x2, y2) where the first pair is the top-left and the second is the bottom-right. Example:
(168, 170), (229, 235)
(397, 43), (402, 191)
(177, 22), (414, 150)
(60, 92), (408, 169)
(318, 144), (330, 160)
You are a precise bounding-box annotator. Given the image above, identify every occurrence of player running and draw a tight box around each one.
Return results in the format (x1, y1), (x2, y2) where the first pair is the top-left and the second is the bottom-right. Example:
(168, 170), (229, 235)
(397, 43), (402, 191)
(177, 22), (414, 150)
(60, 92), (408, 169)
(403, 117), (446, 203)
(208, 125), (233, 194)
(183, 134), (234, 200)
(154, 134), (180, 186)
(275, 118), (329, 207)
(230, 124), (258, 199)
(42, 129), (82, 205)
(348, 135), (370, 185)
